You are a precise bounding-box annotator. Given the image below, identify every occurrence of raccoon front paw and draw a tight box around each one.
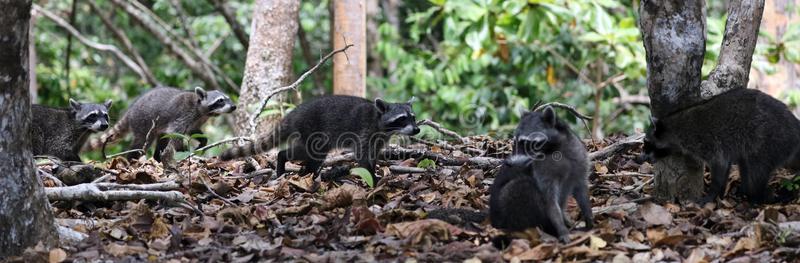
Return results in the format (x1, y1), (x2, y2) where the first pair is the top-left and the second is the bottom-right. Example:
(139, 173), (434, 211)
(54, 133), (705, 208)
(558, 234), (571, 244)
(696, 194), (717, 205)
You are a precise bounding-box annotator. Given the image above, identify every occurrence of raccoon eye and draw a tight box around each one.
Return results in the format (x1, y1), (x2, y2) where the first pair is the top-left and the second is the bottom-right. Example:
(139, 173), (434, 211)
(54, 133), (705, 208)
(85, 114), (97, 122)
(390, 116), (407, 125)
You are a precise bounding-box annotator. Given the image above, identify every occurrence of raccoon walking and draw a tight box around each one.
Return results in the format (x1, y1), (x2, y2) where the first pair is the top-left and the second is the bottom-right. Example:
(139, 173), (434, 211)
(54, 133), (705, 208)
(219, 95), (420, 183)
(87, 87), (235, 161)
(643, 88), (800, 204)
(490, 106), (593, 242)
(31, 99), (112, 162)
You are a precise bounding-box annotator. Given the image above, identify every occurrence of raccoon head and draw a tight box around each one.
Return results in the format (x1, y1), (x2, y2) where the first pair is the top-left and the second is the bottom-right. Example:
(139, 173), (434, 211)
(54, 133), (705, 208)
(513, 106), (568, 155)
(195, 87), (236, 116)
(640, 116), (673, 163)
(375, 97), (420, 135)
(69, 98), (112, 132)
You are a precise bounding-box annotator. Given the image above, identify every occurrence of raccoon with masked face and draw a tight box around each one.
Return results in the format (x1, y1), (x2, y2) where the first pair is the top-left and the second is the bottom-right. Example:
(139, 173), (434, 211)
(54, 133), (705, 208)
(87, 86), (236, 161)
(491, 106), (593, 242)
(219, 95), (420, 183)
(643, 88), (800, 204)
(31, 99), (112, 162)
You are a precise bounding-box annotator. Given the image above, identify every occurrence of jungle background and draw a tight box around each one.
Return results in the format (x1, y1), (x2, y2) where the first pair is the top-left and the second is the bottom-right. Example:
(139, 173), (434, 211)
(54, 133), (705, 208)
(33, 0), (800, 159)
(6, 0), (800, 261)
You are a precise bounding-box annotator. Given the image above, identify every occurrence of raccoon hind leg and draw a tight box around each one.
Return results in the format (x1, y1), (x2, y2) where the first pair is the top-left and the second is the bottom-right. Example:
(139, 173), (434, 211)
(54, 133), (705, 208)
(699, 159), (732, 205)
(739, 160), (777, 204)
(572, 182), (594, 230)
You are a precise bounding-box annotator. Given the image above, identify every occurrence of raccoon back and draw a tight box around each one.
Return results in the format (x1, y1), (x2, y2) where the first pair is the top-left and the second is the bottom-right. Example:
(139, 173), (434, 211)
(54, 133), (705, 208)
(660, 88), (800, 161)
(30, 105), (86, 159)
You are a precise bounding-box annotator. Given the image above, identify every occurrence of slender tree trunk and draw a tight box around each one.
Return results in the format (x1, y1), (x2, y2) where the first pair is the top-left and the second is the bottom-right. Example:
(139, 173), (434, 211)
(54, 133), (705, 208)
(0, 0), (58, 258)
(332, 0), (366, 97)
(233, 0), (300, 135)
(640, 0), (764, 202)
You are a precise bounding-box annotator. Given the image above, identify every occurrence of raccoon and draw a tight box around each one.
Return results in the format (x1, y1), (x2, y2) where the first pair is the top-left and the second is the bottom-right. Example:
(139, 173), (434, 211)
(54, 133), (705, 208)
(643, 88), (800, 204)
(87, 87), (236, 161)
(493, 106), (593, 241)
(31, 99), (112, 162)
(219, 95), (420, 183)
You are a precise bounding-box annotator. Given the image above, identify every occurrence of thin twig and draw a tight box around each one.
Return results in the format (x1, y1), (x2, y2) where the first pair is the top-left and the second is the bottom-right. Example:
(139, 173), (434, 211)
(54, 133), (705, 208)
(185, 137), (252, 160)
(533, 102), (593, 120)
(106, 149), (144, 159)
(199, 176), (235, 206)
(417, 119), (466, 143)
(143, 116), (159, 155)
(249, 44), (355, 132)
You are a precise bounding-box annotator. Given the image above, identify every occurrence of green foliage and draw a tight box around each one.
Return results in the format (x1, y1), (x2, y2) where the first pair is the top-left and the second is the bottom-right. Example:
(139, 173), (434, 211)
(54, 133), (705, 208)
(350, 167), (374, 188)
(781, 174), (800, 192)
(417, 159), (437, 169)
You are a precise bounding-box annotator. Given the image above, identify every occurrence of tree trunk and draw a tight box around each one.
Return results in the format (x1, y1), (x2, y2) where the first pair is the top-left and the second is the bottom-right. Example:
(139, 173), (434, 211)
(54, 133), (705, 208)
(233, 0), (300, 135)
(640, 0), (764, 202)
(332, 0), (366, 97)
(0, 0), (58, 258)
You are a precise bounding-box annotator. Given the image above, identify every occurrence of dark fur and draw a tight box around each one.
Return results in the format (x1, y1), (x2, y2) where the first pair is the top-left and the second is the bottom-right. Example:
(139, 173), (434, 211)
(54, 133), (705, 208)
(219, 95), (420, 183)
(31, 99), (112, 162)
(88, 87), (235, 161)
(490, 107), (593, 243)
(643, 88), (800, 204)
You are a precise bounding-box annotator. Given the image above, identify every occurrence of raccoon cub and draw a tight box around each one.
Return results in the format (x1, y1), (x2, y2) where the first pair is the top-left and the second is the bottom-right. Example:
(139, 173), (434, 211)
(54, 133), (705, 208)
(88, 87), (236, 161)
(219, 95), (420, 183)
(489, 106), (593, 243)
(643, 88), (800, 204)
(31, 99), (112, 162)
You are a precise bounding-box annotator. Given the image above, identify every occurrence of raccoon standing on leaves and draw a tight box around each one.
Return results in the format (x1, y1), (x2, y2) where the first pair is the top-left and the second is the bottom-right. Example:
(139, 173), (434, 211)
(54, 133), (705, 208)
(31, 99), (113, 162)
(643, 88), (800, 204)
(219, 95), (420, 183)
(490, 106), (593, 243)
(87, 87), (236, 161)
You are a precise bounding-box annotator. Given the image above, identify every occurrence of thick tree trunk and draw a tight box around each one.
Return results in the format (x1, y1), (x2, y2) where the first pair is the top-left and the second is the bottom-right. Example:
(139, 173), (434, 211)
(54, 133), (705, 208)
(233, 0), (300, 135)
(332, 0), (366, 97)
(640, 0), (765, 202)
(0, 0), (58, 258)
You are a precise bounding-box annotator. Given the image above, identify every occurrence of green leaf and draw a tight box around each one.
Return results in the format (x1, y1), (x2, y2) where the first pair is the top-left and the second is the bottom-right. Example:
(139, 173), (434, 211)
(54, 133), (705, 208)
(417, 159), (437, 169)
(161, 133), (190, 141)
(350, 168), (374, 188)
(190, 133), (208, 139)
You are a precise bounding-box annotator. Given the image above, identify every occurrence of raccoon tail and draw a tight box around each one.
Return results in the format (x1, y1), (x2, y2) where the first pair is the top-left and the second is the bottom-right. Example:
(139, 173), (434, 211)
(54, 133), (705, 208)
(219, 132), (280, 161)
(86, 115), (130, 150)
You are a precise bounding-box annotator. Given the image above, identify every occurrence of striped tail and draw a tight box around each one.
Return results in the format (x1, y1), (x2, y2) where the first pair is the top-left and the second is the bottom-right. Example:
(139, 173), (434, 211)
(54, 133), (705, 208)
(219, 133), (280, 161)
(85, 115), (130, 150)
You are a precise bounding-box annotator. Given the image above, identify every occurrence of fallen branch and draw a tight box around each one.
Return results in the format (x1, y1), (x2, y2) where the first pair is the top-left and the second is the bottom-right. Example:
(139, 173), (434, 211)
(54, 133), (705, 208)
(33, 4), (149, 83)
(94, 181), (181, 191)
(388, 165), (427, 174)
(381, 145), (502, 169)
(249, 44), (354, 132)
(588, 133), (644, 161)
(46, 183), (187, 203)
(417, 119), (466, 143)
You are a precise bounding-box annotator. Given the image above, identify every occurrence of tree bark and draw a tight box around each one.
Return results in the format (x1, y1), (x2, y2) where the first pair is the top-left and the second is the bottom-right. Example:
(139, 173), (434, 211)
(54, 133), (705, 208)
(332, 0), (366, 97)
(640, 0), (765, 202)
(0, 0), (58, 258)
(233, 0), (300, 135)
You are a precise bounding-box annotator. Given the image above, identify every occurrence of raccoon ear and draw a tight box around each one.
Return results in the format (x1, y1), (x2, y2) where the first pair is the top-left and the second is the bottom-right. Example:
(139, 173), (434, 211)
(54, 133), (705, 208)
(103, 99), (113, 109)
(542, 106), (556, 126)
(69, 99), (81, 111)
(374, 98), (389, 113)
(194, 87), (207, 99)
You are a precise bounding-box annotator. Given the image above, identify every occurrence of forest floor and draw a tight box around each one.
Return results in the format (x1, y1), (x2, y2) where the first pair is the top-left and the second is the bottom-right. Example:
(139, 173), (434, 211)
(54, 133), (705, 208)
(11, 134), (800, 262)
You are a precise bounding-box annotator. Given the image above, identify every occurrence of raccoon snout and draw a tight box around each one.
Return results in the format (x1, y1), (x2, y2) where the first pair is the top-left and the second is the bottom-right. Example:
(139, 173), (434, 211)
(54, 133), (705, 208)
(411, 126), (420, 135)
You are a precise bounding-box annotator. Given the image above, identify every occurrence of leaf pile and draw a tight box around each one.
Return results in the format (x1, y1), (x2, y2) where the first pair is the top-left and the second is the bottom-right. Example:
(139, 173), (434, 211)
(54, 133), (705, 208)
(19, 134), (800, 262)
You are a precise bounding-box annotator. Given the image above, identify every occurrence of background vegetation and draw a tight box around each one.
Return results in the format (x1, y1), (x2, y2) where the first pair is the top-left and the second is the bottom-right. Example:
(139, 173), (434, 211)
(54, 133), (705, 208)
(32, 0), (799, 158)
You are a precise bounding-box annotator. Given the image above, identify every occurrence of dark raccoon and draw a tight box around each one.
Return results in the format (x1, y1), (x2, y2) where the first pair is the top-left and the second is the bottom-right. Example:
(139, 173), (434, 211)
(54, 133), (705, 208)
(87, 87), (235, 161)
(643, 88), (800, 204)
(31, 99), (112, 162)
(490, 106), (594, 243)
(219, 95), (420, 183)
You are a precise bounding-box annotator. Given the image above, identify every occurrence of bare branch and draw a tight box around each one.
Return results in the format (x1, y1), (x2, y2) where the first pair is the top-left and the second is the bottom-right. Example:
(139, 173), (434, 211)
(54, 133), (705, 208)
(185, 136), (252, 159)
(588, 133), (644, 161)
(249, 44), (354, 131)
(94, 181), (181, 191)
(33, 4), (149, 83)
(86, 1), (159, 86)
(207, 0), (248, 49)
(46, 183), (186, 203)
(534, 102), (593, 120)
